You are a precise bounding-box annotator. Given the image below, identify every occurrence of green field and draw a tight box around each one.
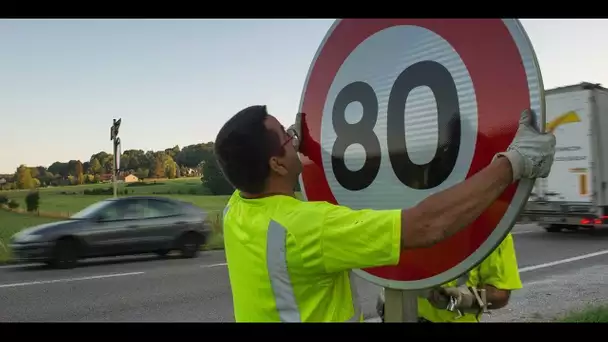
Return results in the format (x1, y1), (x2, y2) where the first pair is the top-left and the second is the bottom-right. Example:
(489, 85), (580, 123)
(2, 177), (231, 215)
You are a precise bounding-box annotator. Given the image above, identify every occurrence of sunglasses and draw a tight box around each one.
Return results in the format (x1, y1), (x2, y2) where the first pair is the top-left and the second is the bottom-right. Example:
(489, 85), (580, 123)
(282, 127), (300, 151)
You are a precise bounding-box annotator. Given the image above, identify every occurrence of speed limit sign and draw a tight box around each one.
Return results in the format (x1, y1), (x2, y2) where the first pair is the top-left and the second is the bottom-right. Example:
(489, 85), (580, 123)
(297, 19), (544, 290)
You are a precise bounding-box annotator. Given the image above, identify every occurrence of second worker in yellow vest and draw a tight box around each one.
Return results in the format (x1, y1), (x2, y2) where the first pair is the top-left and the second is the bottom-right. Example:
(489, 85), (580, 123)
(214, 106), (555, 322)
(376, 233), (522, 322)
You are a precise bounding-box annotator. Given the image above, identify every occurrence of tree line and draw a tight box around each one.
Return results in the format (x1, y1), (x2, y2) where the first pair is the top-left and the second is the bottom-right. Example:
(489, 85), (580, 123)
(0, 142), (237, 194)
(0, 140), (303, 196)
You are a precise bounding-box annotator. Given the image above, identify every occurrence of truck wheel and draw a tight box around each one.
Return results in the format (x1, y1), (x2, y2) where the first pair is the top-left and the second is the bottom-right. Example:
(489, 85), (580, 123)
(545, 225), (563, 233)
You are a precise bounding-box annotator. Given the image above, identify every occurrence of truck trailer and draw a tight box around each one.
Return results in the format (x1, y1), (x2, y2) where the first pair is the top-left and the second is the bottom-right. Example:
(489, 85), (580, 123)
(521, 82), (608, 232)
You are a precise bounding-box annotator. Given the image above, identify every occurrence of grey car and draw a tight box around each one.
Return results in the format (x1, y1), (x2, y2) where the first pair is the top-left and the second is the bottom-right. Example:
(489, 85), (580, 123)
(9, 196), (212, 269)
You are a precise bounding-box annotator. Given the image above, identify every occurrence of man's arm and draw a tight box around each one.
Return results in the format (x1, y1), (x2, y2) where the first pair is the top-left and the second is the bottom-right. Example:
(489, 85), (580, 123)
(295, 109), (555, 253)
(482, 285), (511, 309)
(400, 156), (512, 249)
(297, 109), (554, 272)
(398, 107), (555, 249)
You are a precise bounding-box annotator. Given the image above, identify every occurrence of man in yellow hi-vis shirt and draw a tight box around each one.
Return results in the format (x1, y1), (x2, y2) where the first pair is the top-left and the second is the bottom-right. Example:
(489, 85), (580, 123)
(214, 105), (554, 322)
(376, 233), (522, 322)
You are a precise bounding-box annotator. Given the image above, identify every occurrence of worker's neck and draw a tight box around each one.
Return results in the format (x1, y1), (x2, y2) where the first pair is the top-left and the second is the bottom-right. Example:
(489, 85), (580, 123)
(241, 182), (296, 199)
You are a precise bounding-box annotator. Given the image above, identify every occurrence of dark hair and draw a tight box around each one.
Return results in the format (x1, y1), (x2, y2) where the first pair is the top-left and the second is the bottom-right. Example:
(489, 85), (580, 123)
(214, 105), (285, 194)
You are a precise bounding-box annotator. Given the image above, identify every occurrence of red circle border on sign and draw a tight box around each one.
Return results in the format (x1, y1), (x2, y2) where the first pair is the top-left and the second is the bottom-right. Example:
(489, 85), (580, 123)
(298, 19), (531, 283)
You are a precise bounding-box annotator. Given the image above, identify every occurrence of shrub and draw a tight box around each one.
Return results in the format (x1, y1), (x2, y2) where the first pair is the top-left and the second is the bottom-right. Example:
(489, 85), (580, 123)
(8, 199), (19, 209)
(83, 187), (114, 195)
(0, 194), (8, 205)
(126, 182), (164, 187)
(25, 191), (40, 212)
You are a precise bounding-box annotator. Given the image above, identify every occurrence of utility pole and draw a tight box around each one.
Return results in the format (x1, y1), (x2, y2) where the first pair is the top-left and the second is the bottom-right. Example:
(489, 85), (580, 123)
(110, 118), (122, 198)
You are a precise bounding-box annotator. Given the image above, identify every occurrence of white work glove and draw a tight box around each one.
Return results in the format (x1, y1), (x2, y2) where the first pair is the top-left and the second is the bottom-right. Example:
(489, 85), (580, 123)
(427, 286), (482, 315)
(494, 109), (556, 182)
(287, 113), (303, 152)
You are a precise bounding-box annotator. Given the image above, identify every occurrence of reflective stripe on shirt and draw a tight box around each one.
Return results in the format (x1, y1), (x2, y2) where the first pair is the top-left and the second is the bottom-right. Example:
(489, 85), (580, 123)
(266, 220), (361, 322)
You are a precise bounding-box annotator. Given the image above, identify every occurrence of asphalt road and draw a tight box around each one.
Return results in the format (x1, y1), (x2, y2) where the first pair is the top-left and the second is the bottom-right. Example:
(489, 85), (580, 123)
(1, 223), (608, 322)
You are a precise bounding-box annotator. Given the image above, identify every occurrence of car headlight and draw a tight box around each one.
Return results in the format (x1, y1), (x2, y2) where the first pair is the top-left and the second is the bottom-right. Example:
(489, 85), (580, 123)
(14, 234), (44, 243)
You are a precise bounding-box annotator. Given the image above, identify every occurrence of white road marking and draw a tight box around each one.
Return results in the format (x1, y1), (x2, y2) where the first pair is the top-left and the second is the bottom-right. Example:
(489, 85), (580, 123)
(511, 230), (537, 235)
(0, 264), (31, 270)
(519, 249), (608, 273)
(0, 271), (145, 289)
(201, 263), (227, 269)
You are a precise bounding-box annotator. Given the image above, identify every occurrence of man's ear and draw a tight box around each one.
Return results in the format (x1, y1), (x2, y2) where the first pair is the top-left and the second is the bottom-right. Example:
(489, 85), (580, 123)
(269, 157), (288, 176)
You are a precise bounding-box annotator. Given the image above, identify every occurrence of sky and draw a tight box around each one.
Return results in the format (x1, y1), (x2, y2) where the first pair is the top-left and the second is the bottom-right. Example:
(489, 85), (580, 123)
(0, 18), (606, 174)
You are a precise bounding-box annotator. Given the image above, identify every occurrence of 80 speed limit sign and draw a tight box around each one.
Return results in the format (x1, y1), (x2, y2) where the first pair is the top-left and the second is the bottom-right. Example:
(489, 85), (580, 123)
(297, 19), (544, 290)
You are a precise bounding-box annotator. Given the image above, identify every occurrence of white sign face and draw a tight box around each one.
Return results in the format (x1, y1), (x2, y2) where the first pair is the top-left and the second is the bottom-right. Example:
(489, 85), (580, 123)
(319, 25), (479, 211)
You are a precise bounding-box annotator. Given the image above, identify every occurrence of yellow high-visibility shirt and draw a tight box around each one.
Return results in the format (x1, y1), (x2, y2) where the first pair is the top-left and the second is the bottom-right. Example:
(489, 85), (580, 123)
(417, 233), (523, 322)
(223, 190), (401, 322)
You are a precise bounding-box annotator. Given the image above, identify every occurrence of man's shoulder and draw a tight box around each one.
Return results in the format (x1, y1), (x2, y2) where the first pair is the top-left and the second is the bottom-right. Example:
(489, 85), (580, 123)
(275, 199), (337, 223)
(291, 198), (337, 211)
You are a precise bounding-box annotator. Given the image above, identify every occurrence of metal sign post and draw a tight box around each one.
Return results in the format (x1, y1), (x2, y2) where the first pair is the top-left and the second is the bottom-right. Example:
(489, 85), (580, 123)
(297, 19), (544, 323)
(110, 118), (122, 198)
(384, 288), (419, 322)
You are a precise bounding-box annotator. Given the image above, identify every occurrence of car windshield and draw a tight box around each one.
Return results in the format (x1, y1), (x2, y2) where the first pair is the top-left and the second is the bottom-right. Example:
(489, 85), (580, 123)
(70, 200), (115, 219)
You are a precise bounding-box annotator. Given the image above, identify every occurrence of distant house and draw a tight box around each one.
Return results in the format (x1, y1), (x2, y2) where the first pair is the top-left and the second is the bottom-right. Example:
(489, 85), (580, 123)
(0, 178), (6, 185)
(123, 174), (139, 183)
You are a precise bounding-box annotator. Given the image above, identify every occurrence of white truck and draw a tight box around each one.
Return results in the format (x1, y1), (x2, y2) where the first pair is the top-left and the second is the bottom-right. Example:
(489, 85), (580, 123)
(521, 82), (608, 232)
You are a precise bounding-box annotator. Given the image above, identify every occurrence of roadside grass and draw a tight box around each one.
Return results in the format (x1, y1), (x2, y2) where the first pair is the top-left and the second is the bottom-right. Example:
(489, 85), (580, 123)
(559, 305), (608, 322)
(0, 209), (62, 262)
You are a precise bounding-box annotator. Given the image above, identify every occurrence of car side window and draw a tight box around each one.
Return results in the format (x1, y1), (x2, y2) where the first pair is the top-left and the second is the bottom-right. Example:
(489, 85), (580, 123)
(138, 199), (179, 219)
(96, 202), (125, 221)
(94, 201), (139, 221)
(121, 201), (146, 220)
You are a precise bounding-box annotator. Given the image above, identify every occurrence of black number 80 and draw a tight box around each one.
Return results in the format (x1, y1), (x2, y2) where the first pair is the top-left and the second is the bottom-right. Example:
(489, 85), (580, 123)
(331, 60), (462, 191)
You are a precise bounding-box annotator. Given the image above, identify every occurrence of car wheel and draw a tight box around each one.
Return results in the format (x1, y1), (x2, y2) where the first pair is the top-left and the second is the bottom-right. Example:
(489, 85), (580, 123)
(50, 238), (80, 269)
(155, 249), (170, 258)
(177, 232), (201, 258)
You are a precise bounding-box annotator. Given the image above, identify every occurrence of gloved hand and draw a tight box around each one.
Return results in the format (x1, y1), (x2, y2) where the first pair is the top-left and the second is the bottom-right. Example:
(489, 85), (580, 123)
(427, 286), (476, 311)
(494, 109), (556, 182)
(287, 112), (303, 152)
